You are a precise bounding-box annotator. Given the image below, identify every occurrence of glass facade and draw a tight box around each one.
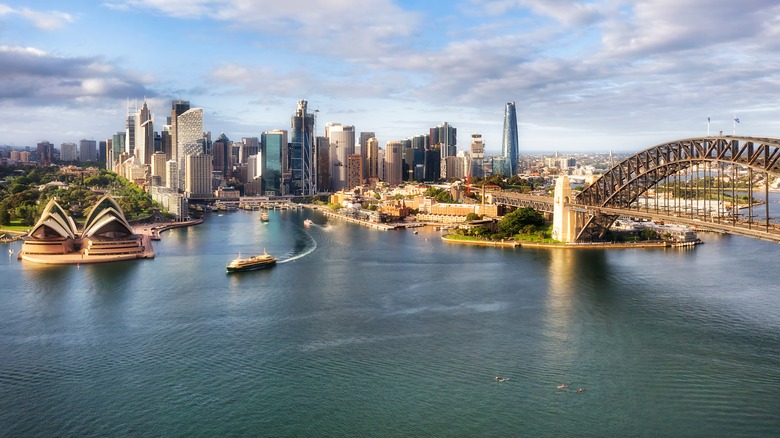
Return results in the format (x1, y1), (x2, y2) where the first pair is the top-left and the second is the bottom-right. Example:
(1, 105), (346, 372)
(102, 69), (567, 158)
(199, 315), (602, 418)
(261, 131), (285, 196)
(502, 102), (519, 175)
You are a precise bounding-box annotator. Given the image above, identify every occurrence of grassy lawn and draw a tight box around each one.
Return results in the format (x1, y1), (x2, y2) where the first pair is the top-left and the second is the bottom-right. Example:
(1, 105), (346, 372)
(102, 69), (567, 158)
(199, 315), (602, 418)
(442, 234), (486, 241)
(0, 219), (31, 233)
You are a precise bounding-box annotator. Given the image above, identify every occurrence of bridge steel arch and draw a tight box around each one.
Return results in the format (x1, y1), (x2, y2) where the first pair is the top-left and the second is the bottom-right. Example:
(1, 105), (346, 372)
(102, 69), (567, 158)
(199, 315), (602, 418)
(573, 136), (780, 241)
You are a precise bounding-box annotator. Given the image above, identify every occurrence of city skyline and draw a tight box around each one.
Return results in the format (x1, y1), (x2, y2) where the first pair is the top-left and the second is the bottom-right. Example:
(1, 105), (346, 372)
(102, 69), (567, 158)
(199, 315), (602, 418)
(1, 1), (780, 152)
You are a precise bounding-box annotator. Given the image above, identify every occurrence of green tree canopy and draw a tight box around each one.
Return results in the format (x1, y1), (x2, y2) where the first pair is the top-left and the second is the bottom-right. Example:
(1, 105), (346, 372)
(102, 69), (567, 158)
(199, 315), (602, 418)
(497, 207), (545, 235)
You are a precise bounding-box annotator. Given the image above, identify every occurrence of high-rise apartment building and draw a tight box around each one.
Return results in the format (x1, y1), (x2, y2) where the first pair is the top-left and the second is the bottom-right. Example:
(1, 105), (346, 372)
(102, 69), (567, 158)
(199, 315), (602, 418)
(347, 154), (362, 191)
(166, 160), (179, 191)
(151, 152), (168, 186)
(60, 143), (78, 162)
(261, 130), (287, 196)
(79, 140), (97, 162)
(385, 141), (403, 186)
(185, 154), (213, 198)
(502, 102), (519, 175)
(326, 122), (355, 192)
(290, 100), (315, 196)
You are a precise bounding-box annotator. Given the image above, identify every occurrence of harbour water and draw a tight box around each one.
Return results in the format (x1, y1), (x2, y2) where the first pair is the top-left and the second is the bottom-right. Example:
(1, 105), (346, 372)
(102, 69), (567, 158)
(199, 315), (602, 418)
(1, 208), (779, 437)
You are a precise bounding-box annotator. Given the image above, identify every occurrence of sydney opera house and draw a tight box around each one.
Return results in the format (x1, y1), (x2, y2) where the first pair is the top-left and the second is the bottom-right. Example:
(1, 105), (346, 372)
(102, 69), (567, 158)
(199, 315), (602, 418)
(18, 195), (153, 264)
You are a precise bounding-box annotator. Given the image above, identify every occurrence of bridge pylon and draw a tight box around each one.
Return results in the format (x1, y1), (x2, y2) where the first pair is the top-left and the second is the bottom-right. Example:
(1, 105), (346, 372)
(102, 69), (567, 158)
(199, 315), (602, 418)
(552, 175), (579, 243)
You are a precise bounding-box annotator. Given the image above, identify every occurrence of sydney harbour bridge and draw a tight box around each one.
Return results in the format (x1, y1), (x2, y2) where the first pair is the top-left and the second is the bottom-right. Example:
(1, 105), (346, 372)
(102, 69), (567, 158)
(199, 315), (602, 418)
(490, 136), (780, 243)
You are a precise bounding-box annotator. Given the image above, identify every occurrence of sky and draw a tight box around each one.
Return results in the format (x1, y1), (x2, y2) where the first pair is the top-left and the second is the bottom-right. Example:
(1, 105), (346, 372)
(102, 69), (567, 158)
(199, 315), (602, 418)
(1, 0), (780, 154)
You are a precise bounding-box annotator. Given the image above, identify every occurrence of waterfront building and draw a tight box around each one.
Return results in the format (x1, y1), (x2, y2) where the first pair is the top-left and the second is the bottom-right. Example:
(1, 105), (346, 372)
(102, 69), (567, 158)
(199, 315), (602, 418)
(502, 102), (519, 175)
(60, 142), (78, 162)
(19, 195), (146, 263)
(149, 186), (187, 220)
(290, 100), (315, 196)
(470, 134), (484, 178)
(135, 101), (154, 164)
(315, 136), (330, 194)
(185, 154), (213, 198)
(326, 122), (355, 192)
(261, 130), (287, 196)
(385, 141), (403, 186)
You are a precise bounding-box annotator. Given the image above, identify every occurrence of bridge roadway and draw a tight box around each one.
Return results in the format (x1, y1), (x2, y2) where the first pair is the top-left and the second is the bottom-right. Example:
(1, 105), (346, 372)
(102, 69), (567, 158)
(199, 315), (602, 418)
(489, 190), (780, 243)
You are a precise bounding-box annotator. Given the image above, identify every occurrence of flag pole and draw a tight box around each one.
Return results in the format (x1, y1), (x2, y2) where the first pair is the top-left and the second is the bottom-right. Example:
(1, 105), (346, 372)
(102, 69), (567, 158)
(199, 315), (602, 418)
(707, 116), (711, 136)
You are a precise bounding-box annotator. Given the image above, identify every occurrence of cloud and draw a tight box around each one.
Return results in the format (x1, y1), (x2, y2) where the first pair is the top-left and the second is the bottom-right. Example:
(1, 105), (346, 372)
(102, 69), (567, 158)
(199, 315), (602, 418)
(0, 45), (156, 104)
(471, 0), (601, 26)
(106, 0), (421, 58)
(0, 3), (75, 30)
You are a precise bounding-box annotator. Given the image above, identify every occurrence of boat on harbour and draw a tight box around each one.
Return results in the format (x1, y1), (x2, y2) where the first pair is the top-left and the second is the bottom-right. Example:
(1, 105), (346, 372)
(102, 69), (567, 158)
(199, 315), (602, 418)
(260, 212), (270, 222)
(226, 250), (277, 273)
(303, 219), (313, 227)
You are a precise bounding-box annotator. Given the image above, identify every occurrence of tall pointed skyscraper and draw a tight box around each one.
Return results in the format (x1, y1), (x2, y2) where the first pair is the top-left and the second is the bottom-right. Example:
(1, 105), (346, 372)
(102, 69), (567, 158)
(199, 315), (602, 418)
(501, 102), (519, 176)
(290, 100), (315, 196)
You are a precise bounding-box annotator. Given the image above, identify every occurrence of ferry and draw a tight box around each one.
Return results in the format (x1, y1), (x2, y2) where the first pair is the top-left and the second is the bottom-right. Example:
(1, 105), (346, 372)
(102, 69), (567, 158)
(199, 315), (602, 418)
(303, 219), (314, 227)
(226, 251), (277, 273)
(260, 212), (270, 222)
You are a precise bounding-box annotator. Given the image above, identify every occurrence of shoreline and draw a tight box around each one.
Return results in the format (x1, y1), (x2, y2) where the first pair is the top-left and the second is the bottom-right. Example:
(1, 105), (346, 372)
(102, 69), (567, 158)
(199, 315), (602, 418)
(441, 235), (695, 250)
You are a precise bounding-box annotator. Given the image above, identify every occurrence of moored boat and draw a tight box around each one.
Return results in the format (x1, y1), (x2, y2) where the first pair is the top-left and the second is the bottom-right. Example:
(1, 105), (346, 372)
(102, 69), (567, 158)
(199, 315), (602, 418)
(226, 250), (276, 273)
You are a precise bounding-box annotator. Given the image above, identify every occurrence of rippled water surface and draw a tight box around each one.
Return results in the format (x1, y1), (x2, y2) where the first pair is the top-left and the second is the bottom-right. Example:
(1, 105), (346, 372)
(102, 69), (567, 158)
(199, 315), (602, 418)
(2, 208), (779, 437)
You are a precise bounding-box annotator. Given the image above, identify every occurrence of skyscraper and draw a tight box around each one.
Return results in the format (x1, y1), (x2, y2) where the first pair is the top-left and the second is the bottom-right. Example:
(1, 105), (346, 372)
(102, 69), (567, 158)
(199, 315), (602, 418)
(290, 100), (315, 196)
(359, 131), (375, 181)
(366, 137), (379, 181)
(261, 130), (287, 196)
(431, 122), (457, 160)
(135, 101), (154, 164)
(170, 100), (191, 164)
(502, 102), (519, 175)
(177, 107), (204, 192)
(470, 133), (484, 178)
(385, 141), (403, 186)
(79, 139), (97, 162)
(325, 122), (355, 192)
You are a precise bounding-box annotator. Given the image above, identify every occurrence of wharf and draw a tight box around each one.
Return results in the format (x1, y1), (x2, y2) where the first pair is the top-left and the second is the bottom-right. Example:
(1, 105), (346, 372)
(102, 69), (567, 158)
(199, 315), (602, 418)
(311, 207), (398, 230)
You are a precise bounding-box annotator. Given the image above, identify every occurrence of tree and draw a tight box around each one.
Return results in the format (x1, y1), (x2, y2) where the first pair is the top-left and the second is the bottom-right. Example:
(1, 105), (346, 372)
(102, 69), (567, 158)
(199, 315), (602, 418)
(498, 207), (545, 235)
(465, 212), (482, 221)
